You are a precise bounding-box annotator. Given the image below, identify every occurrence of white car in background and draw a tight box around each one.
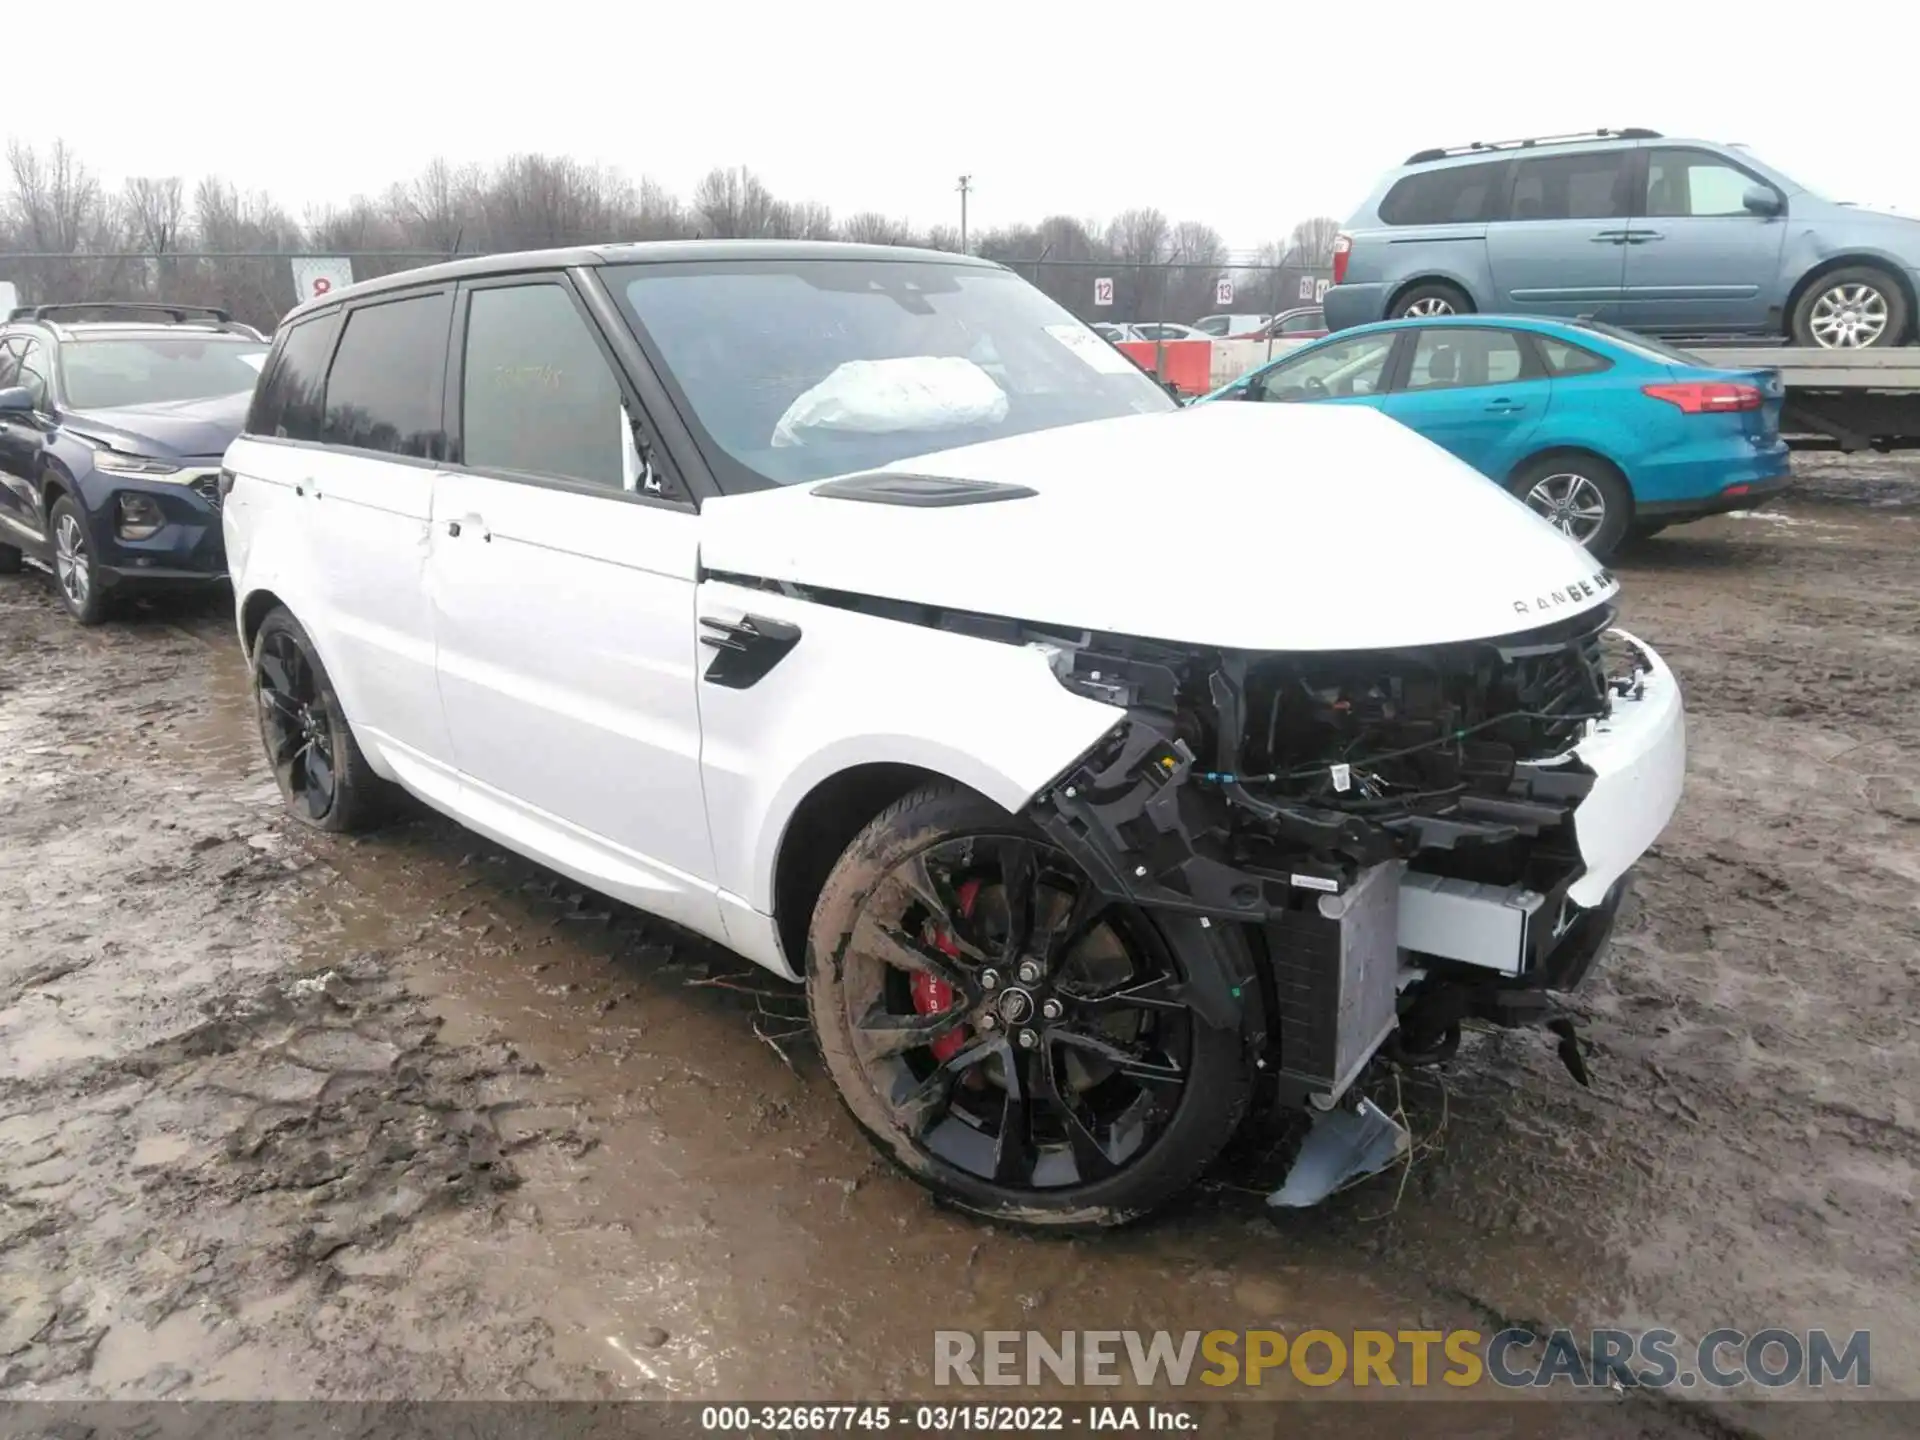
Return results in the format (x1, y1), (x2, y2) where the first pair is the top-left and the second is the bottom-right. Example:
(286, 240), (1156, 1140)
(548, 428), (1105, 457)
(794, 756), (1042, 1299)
(1193, 312), (1273, 338)
(1094, 322), (1213, 343)
(221, 241), (1684, 1228)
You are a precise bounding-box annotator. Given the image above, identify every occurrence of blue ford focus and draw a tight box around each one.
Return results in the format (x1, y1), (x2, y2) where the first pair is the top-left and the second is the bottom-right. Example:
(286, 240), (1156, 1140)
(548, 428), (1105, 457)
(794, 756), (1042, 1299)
(1199, 315), (1789, 558)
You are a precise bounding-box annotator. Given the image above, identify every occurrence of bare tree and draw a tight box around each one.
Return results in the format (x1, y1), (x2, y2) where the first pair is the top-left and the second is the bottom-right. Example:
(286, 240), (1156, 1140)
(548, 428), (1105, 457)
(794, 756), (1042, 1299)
(692, 166), (781, 239)
(386, 158), (480, 253)
(840, 211), (914, 245)
(1285, 215), (1340, 267)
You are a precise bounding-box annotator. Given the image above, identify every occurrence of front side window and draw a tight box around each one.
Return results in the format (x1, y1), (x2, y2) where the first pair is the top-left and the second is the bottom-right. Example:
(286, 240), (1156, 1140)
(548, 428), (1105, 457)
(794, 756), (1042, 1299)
(59, 337), (268, 410)
(1403, 328), (1526, 391)
(604, 260), (1175, 489)
(1379, 160), (1510, 225)
(1508, 151), (1630, 221)
(461, 283), (626, 489)
(1644, 149), (1770, 217)
(1277, 310), (1324, 335)
(1250, 332), (1397, 401)
(320, 292), (452, 458)
(0, 337), (21, 390)
(1195, 316), (1231, 337)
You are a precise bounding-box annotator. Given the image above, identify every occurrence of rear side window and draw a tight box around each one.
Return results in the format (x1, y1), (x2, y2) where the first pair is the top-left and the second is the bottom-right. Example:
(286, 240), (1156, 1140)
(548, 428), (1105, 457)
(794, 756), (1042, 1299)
(460, 283), (626, 488)
(1508, 151), (1630, 221)
(1403, 328), (1527, 391)
(247, 311), (341, 442)
(1379, 160), (1509, 225)
(320, 292), (452, 459)
(1535, 336), (1612, 377)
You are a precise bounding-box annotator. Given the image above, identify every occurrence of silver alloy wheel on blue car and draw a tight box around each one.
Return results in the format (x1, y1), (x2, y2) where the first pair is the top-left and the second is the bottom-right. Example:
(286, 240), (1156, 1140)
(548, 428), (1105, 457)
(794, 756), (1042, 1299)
(1524, 471), (1608, 545)
(1807, 282), (1891, 349)
(54, 512), (90, 612)
(1403, 296), (1455, 317)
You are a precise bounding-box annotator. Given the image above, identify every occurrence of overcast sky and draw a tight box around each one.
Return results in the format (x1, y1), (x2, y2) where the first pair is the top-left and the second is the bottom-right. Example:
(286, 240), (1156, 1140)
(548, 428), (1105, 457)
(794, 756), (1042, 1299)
(9, 0), (1916, 249)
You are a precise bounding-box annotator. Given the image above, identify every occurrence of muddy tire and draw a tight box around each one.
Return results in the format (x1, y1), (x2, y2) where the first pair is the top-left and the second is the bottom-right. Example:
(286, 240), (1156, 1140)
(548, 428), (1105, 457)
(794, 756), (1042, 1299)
(0, 542), (20, 575)
(1509, 453), (1633, 560)
(250, 606), (394, 833)
(807, 782), (1256, 1230)
(50, 496), (112, 625)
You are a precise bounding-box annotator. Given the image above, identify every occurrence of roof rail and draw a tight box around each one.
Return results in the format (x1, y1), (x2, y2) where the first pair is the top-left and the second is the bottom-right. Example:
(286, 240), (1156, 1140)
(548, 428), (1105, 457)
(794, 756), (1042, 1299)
(1403, 128), (1662, 165)
(8, 301), (236, 326)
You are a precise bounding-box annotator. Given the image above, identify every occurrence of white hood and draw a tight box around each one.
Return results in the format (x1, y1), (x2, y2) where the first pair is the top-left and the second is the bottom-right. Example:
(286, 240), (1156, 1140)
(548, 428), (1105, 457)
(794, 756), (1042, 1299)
(698, 402), (1619, 652)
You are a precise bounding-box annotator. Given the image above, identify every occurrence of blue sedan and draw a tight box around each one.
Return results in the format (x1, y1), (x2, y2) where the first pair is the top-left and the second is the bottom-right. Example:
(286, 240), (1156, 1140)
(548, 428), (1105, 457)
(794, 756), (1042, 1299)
(1198, 315), (1790, 558)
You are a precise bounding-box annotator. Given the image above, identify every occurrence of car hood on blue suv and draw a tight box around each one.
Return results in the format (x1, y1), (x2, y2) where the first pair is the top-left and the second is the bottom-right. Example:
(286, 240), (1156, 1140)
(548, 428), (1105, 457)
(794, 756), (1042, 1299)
(62, 390), (252, 460)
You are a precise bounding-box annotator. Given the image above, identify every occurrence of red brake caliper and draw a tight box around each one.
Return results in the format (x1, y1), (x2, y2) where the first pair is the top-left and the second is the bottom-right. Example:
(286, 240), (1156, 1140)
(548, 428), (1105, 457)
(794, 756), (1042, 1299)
(911, 877), (980, 1062)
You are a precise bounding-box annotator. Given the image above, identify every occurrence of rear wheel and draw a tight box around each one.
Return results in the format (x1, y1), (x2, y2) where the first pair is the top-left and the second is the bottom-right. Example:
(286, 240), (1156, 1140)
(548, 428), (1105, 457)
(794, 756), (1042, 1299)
(1790, 266), (1908, 349)
(1510, 454), (1633, 560)
(807, 783), (1255, 1229)
(251, 606), (393, 833)
(1388, 281), (1473, 320)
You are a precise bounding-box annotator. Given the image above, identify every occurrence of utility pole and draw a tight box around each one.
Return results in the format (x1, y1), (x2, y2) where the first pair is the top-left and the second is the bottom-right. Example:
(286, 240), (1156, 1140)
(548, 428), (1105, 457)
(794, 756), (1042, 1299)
(957, 174), (972, 252)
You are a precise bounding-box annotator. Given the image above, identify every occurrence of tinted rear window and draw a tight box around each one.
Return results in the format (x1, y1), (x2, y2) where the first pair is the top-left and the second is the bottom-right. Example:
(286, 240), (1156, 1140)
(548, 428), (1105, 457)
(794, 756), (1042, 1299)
(320, 293), (452, 459)
(246, 311), (341, 443)
(1379, 160), (1509, 225)
(1508, 151), (1630, 221)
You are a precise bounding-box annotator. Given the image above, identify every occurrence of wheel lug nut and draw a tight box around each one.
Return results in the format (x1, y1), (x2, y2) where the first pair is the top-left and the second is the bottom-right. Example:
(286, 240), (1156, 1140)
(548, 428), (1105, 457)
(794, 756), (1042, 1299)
(980, 970), (1000, 991)
(1041, 998), (1063, 1021)
(1017, 1028), (1038, 1049)
(978, 1013), (999, 1032)
(1016, 960), (1042, 985)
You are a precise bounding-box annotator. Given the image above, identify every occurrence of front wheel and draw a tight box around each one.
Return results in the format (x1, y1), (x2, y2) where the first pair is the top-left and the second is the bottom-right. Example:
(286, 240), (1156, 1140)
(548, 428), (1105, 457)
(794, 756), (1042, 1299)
(807, 783), (1256, 1229)
(1510, 454), (1633, 560)
(1790, 266), (1908, 349)
(49, 496), (111, 625)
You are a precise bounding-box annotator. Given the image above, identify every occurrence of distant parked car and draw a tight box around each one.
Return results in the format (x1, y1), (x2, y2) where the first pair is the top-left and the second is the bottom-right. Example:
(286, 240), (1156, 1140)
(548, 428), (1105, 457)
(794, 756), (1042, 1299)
(1324, 128), (1920, 348)
(0, 303), (268, 623)
(1099, 322), (1213, 343)
(1193, 313), (1272, 338)
(1246, 307), (1328, 341)
(1198, 313), (1788, 557)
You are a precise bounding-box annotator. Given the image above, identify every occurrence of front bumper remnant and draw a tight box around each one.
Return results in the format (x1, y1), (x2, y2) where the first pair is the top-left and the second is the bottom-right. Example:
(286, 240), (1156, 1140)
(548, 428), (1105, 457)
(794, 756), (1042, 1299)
(1268, 1097), (1411, 1210)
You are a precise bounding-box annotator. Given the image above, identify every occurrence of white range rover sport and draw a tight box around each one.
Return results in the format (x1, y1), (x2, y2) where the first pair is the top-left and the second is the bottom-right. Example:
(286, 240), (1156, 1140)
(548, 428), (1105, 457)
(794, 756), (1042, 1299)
(221, 242), (1685, 1227)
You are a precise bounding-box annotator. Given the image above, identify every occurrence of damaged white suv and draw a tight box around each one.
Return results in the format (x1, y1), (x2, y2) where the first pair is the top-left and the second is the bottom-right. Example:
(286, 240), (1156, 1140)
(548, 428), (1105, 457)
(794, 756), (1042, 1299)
(221, 242), (1685, 1226)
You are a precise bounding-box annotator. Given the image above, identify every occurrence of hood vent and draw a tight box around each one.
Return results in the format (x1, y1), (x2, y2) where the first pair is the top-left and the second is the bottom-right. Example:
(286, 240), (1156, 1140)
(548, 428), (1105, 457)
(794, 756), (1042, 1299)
(810, 473), (1037, 507)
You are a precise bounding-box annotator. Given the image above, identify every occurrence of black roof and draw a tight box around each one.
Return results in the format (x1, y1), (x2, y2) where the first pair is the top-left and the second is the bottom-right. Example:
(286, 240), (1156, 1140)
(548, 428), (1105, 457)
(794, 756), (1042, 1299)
(283, 239), (1005, 326)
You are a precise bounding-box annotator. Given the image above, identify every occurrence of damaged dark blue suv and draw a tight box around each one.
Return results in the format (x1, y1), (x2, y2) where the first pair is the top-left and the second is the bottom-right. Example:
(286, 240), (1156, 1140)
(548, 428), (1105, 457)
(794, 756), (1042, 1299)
(0, 303), (268, 624)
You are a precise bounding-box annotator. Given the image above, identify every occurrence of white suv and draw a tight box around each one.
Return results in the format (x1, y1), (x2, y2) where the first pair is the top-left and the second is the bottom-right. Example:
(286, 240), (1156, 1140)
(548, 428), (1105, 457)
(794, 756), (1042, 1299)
(221, 242), (1685, 1226)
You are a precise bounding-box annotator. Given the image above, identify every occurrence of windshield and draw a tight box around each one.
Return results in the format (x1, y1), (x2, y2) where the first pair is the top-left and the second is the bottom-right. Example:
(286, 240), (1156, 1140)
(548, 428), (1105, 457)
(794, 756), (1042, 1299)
(604, 259), (1176, 488)
(61, 337), (269, 410)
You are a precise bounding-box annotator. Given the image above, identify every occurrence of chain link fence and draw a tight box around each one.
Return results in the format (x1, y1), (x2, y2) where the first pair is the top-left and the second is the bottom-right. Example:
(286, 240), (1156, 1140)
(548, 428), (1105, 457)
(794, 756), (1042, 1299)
(1009, 257), (1334, 327)
(2, 250), (1334, 337)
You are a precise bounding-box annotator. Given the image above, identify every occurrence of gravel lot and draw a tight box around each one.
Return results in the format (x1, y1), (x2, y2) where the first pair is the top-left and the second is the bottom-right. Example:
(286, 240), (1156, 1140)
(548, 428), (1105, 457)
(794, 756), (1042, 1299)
(1, 456), (1914, 1431)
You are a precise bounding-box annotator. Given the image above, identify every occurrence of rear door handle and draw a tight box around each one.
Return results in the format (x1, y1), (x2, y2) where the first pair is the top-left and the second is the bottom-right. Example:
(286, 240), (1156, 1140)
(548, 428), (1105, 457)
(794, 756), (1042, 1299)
(446, 514), (489, 541)
(1622, 228), (1663, 243)
(1591, 229), (1631, 243)
(1484, 399), (1526, 413)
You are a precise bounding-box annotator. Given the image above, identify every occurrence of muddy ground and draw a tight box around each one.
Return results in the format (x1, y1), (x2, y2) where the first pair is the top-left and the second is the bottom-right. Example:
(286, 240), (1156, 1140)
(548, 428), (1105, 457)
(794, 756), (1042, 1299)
(0, 455), (1915, 1432)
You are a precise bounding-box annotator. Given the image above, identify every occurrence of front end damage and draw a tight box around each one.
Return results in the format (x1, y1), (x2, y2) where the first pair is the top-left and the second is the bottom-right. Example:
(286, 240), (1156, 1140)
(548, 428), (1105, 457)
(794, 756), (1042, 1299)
(1021, 604), (1685, 1205)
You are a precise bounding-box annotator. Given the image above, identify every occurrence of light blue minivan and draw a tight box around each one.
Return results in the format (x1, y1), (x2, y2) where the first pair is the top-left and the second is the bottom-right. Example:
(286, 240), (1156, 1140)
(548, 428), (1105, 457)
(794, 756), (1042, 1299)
(1323, 129), (1920, 349)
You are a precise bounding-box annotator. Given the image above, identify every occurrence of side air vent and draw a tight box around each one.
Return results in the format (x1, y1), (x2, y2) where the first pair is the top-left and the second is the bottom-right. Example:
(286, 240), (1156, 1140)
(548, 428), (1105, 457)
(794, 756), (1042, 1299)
(811, 473), (1037, 507)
